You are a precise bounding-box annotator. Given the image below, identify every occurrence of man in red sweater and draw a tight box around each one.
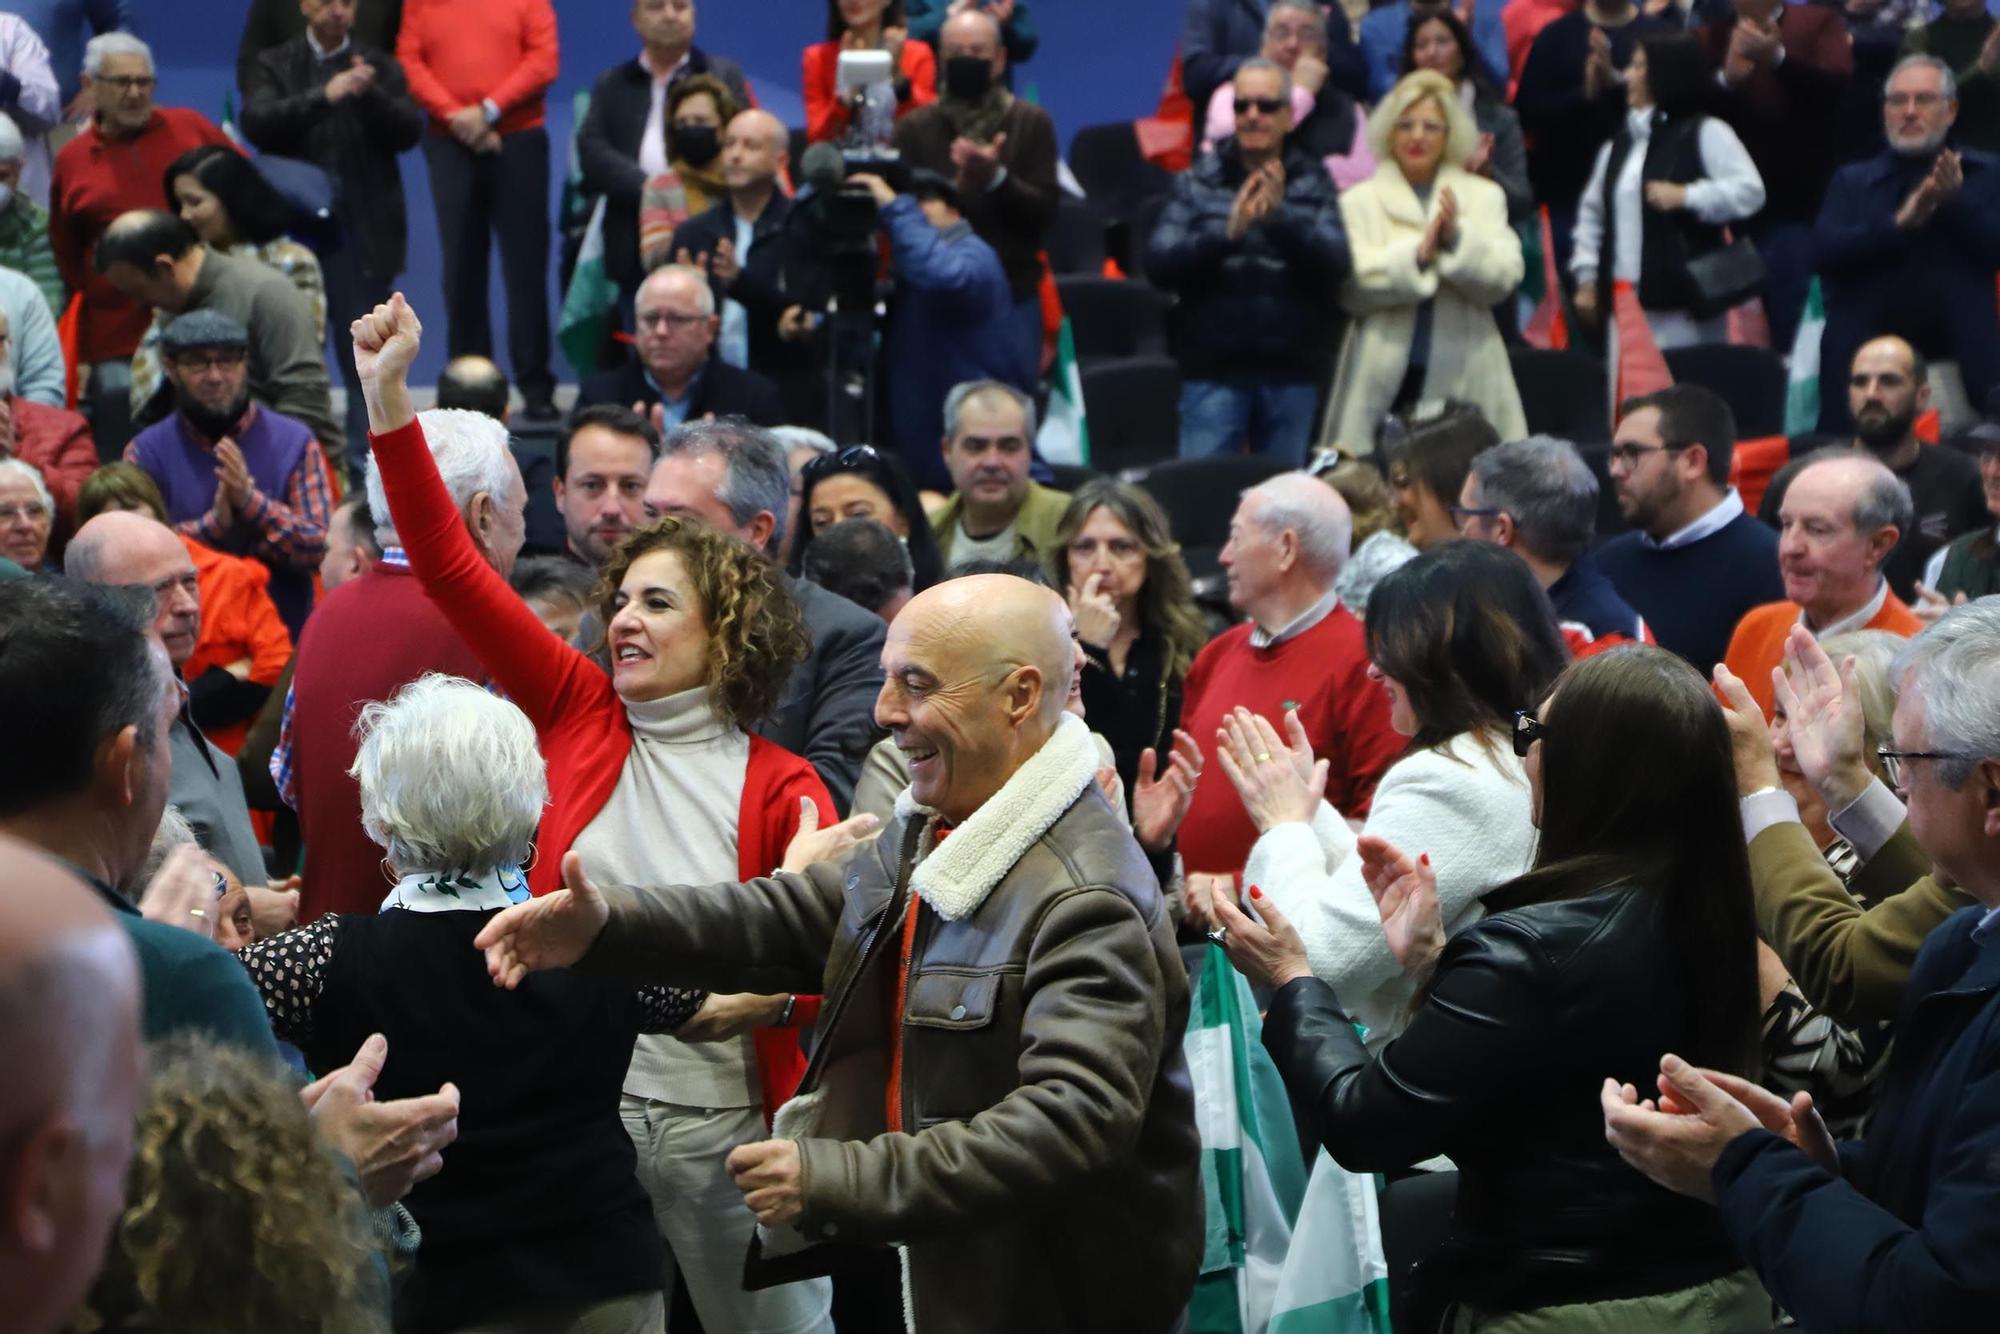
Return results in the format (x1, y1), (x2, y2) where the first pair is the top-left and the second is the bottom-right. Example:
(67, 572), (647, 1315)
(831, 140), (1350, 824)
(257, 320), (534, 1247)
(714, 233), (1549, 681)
(50, 34), (229, 457)
(1177, 473), (1402, 877)
(398, 0), (561, 420)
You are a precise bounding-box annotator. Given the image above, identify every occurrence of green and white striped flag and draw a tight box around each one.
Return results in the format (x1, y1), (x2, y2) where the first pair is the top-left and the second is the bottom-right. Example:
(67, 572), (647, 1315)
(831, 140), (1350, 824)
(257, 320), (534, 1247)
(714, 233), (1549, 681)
(1037, 315), (1090, 467)
(1267, 1152), (1395, 1334)
(559, 196), (618, 377)
(1785, 278), (1826, 437)
(1186, 947), (1309, 1334)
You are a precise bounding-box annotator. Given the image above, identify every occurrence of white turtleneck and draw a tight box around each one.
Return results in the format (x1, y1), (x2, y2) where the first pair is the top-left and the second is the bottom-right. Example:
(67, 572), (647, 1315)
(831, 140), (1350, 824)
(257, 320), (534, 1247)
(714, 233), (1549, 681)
(574, 686), (756, 1107)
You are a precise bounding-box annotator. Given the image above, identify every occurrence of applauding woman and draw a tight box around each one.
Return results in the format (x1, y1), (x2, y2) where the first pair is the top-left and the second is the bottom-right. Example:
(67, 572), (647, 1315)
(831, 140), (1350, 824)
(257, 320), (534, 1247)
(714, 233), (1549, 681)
(352, 294), (859, 1334)
(1209, 645), (1767, 1331)
(1207, 540), (1564, 1048)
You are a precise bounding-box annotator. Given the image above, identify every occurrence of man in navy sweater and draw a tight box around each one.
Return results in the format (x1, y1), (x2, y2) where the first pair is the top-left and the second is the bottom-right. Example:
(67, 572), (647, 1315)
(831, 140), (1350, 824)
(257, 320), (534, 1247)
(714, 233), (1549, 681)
(1596, 384), (1783, 671)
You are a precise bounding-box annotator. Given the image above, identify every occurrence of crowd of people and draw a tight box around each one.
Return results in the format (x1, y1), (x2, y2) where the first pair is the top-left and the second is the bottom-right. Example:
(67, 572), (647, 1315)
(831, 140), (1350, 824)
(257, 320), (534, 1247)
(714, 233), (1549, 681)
(2, 1), (2000, 1334)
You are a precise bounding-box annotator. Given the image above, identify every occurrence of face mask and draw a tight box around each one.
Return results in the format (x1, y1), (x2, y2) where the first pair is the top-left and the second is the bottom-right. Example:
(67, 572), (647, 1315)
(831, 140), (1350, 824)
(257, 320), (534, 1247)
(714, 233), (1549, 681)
(670, 123), (720, 167)
(943, 55), (995, 101)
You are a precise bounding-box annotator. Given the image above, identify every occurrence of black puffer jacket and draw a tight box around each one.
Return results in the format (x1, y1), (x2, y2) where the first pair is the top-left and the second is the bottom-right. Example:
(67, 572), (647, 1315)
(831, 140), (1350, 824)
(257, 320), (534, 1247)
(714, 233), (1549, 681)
(1145, 139), (1350, 382)
(1263, 883), (1748, 1314)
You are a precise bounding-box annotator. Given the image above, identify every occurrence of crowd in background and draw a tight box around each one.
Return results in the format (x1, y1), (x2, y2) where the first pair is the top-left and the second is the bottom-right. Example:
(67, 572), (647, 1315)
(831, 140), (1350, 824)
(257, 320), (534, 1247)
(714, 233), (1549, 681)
(2, 1), (2000, 1334)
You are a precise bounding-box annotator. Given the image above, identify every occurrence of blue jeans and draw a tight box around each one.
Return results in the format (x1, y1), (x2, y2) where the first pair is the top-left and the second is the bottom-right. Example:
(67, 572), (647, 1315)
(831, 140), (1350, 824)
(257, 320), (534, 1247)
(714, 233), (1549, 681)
(1178, 379), (1318, 463)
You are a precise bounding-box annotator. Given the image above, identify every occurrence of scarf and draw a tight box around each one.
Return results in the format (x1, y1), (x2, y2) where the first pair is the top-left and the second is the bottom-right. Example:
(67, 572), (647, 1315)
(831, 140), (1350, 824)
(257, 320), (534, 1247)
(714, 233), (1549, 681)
(940, 86), (1013, 146)
(381, 864), (531, 914)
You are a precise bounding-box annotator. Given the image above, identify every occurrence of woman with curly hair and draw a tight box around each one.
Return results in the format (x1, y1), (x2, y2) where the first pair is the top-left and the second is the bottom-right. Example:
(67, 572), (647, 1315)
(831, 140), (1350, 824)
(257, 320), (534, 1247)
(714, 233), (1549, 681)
(69, 1035), (387, 1334)
(1050, 478), (1211, 803)
(359, 293), (856, 1333)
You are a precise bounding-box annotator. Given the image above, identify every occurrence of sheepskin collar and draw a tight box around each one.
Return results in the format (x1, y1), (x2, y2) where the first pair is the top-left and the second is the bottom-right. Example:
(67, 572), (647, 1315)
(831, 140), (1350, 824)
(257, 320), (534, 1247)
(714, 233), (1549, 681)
(892, 713), (1098, 922)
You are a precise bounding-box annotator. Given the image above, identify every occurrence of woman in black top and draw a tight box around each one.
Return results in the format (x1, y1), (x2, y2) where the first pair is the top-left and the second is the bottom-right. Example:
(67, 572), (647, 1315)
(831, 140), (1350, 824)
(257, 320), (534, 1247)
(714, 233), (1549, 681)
(236, 673), (705, 1334)
(1207, 646), (1769, 1332)
(788, 442), (945, 591)
(1051, 478), (1211, 803)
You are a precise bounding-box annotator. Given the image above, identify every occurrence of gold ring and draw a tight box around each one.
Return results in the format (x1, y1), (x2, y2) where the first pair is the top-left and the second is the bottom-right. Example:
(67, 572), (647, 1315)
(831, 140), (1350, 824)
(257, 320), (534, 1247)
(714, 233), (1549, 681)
(187, 907), (208, 920)
(1254, 753), (1272, 763)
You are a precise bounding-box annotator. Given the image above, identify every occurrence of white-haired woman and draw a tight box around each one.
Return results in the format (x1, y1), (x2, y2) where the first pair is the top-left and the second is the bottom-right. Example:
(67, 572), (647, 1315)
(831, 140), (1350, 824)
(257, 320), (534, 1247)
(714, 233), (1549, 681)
(0, 456), (54, 570)
(235, 674), (707, 1334)
(1322, 69), (1526, 452)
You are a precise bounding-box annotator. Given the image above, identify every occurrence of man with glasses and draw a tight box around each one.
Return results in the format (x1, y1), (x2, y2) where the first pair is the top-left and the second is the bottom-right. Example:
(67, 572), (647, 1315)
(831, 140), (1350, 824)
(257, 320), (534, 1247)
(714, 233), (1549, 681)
(1596, 384), (1782, 670)
(50, 34), (229, 457)
(123, 310), (332, 641)
(575, 263), (782, 430)
(1810, 54), (2000, 434)
(1147, 56), (1349, 464)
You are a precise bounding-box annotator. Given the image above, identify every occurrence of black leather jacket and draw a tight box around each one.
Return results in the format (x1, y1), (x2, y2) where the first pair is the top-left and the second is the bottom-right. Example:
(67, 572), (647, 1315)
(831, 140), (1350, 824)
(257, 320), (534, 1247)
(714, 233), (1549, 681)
(1264, 883), (1745, 1314)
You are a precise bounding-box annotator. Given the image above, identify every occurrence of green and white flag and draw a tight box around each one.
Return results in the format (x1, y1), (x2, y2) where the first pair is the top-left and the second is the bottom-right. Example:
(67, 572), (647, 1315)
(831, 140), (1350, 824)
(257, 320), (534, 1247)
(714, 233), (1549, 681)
(1037, 316), (1089, 467)
(559, 196), (618, 377)
(1785, 278), (1825, 437)
(1267, 1152), (1395, 1334)
(1186, 947), (1309, 1334)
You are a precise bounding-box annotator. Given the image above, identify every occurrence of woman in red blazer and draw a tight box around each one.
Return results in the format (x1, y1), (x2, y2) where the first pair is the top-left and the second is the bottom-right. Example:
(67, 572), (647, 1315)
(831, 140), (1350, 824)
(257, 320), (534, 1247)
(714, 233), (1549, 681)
(803, 0), (937, 143)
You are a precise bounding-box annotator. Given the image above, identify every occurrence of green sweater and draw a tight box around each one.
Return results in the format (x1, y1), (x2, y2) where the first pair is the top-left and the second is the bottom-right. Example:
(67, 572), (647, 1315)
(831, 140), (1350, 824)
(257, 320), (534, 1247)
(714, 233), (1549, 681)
(0, 195), (64, 318)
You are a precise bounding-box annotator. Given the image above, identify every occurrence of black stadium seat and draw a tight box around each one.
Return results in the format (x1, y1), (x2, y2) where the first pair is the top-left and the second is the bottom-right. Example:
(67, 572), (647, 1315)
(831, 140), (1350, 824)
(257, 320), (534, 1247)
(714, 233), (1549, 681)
(1078, 356), (1181, 475)
(1663, 344), (1788, 439)
(1068, 121), (1173, 220)
(1055, 276), (1167, 362)
(1510, 347), (1611, 445)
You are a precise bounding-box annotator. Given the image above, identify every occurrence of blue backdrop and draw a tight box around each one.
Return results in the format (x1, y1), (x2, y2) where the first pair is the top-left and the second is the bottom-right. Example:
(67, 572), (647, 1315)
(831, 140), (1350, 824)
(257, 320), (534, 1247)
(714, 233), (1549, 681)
(147, 0), (1181, 385)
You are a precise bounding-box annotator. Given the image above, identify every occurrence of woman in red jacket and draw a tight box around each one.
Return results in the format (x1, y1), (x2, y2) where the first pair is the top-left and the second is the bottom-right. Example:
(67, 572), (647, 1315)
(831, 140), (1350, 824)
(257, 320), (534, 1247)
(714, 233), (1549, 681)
(804, 0), (937, 143)
(358, 294), (858, 1332)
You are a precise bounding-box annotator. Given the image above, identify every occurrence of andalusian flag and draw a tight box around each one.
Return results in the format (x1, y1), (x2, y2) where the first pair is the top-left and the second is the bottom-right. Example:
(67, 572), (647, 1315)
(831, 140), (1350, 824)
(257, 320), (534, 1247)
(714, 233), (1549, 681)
(1268, 1152), (1396, 1334)
(1785, 278), (1826, 436)
(1186, 948), (1309, 1334)
(559, 196), (617, 376)
(1037, 315), (1090, 466)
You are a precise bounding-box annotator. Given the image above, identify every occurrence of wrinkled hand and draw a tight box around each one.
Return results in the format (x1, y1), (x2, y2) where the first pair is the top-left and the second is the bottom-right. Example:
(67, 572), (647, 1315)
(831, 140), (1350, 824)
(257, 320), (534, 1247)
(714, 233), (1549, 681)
(1658, 1066), (1841, 1175)
(1357, 834), (1444, 978)
(780, 798), (880, 873)
(1068, 571), (1121, 648)
(1712, 663), (1782, 797)
(447, 104), (488, 147)
(846, 171), (898, 209)
(678, 992), (790, 1042)
(1132, 729), (1203, 853)
(727, 1138), (805, 1226)
(951, 132), (1007, 190)
(1207, 881), (1314, 990)
(214, 437), (256, 508)
(1600, 1054), (1763, 1203)
(303, 1033), (460, 1209)
(139, 845), (221, 939)
(1773, 625), (1872, 809)
(473, 851), (611, 988)
(1911, 581), (1968, 626)
(1216, 707), (1325, 833)
(1643, 180), (1689, 212)
(351, 292), (423, 389)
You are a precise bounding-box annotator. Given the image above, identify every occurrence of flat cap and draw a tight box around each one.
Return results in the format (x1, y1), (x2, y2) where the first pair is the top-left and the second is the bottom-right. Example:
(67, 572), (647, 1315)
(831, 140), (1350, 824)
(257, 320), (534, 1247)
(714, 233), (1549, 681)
(160, 309), (249, 353)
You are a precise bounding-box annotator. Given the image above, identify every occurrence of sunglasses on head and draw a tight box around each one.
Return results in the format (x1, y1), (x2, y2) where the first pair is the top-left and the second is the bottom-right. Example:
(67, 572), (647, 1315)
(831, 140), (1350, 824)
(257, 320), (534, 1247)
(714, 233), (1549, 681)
(1235, 95), (1285, 116)
(802, 443), (886, 487)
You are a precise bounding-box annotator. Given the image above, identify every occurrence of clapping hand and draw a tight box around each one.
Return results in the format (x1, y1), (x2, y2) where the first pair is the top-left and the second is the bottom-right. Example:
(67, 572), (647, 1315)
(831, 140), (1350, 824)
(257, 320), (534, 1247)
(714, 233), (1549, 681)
(1601, 1054), (1775, 1203)
(1897, 150), (1962, 229)
(472, 851), (611, 989)
(1357, 834), (1444, 979)
(1132, 728), (1204, 853)
(1583, 28), (1617, 100)
(1653, 1065), (1840, 1175)
(213, 437), (256, 509)
(1912, 581), (1969, 626)
(303, 1033), (460, 1208)
(324, 56), (377, 102)
(1216, 706), (1326, 833)
(1417, 186), (1460, 265)
(1772, 625), (1872, 809)
(1712, 663), (1783, 797)
(780, 798), (881, 874)
(951, 133), (1007, 190)
(1205, 880), (1314, 991)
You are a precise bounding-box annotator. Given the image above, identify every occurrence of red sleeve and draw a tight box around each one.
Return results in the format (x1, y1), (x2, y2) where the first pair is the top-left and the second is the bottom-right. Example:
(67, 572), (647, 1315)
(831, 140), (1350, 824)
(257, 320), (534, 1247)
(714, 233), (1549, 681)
(40, 412), (96, 528)
(899, 40), (937, 115)
(369, 420), (601, 727)
(803, 43), (846, 144)
(1330, 661), (1402, 820)
(762, 752), (833, 1026)
(397, 6), (457, 121)
(48, 147), (84, 295)
(488, 0), (560, 117)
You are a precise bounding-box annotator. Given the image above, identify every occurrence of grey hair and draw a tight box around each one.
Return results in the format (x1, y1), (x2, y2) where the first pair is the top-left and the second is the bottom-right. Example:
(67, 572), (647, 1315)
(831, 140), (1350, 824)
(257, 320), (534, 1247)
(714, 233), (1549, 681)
(768, 425), (837, 458)
(1235, 56), (1294, 104)
(1889, 54), (1957, 104)
(659, 416), (792, 553)
(0, 457), (53, 515)
(1891, 598), (2000, 788)
(1470, 435), (1598, 566)
(366, 408), (517, 547)
(638, 263), (717, 317)
(138, 804), (199, 891)
(943, 379), (1037, 442)
(1267, 0), (1328, 35)
(1245, 471), (1352, 578)
(84, 32), (153, 77)
(1794, 447), (1915, 541)
(348, 674), (548, 873)
(0, 113), (23, 163)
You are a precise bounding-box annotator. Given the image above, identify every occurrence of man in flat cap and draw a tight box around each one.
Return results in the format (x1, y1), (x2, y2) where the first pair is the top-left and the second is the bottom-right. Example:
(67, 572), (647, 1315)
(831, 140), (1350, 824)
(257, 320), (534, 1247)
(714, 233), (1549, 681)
(124, 308), (332, 639)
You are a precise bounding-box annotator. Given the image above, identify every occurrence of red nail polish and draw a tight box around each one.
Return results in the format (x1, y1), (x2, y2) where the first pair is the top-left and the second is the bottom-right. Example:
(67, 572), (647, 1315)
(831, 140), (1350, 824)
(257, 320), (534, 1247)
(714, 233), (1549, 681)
(1249, 885), (1263, 899)
(1419, 853), (1431, 866)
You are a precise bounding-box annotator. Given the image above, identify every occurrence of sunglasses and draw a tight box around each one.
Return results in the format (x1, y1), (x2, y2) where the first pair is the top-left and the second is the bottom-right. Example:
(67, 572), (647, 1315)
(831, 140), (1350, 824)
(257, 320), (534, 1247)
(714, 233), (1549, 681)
(1511, 709), (1547, 758)
(1234, 95), (1285, 116)
(802, 443), (887, 487)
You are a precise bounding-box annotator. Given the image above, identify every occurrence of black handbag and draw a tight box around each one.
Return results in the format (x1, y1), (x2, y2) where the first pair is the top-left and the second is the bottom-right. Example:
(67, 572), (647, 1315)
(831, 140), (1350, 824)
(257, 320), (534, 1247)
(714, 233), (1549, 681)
(1683, 235), (1766, 319)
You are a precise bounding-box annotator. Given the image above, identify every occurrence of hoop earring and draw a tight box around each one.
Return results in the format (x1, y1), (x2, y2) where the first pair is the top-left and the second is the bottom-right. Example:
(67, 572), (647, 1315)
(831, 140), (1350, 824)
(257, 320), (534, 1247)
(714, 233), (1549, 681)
(380, 857), (398, 886)
(520, 841), (538, 873)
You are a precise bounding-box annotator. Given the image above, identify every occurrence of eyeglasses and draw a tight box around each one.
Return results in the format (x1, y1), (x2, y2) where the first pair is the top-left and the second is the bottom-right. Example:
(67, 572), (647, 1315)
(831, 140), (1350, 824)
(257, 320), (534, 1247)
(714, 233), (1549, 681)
(1877, 745), (1975, 787)
(1607, 440), (1694, 468)
(0, 502), (49, 523)
(98, 75), (156, 93)
(802, 443), (885, 487)
(1450, 504), (1501, 529)
(1511, 709), (1547, 758)
(1234, 96), (1285, 116)
(169, 350), (247, 372)
(635, 310), (707, 330)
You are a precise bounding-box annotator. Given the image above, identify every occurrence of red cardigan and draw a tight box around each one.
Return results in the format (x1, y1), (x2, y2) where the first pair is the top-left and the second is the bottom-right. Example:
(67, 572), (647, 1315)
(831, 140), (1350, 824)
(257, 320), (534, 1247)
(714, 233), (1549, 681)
(802, 38), (937, 144)
(371, 419), (828, 1119)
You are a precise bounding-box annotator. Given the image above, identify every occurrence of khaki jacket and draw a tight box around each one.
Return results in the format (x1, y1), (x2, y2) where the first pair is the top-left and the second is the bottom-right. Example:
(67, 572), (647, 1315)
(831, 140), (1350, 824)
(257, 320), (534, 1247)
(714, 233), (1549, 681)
(1749, 818), (1970, 1028)
(929, 480), (1073, 571)
(585, 715), (1202, 1333)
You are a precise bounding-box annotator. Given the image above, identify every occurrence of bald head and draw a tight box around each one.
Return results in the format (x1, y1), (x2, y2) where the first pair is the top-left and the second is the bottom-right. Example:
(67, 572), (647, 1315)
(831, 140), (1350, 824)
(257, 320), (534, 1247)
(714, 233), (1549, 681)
(0, 835), (143, 1334)
(877, 574), (1076, 822)
(66, 510), (202, 666)
(942, 6), (1005, 56)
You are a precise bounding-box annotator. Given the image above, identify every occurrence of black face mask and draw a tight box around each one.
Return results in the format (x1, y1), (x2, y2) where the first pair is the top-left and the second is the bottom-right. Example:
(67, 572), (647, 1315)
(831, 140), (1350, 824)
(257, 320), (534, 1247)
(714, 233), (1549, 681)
(671, 122), (720, 167)
(943, 55), (995, 101)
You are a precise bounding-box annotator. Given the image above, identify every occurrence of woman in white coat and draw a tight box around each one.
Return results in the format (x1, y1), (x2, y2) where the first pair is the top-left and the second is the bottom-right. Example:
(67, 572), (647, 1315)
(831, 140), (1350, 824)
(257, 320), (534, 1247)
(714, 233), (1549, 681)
(1196, 540), (1567, 1049)
(1322, 69), (1526, 453)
